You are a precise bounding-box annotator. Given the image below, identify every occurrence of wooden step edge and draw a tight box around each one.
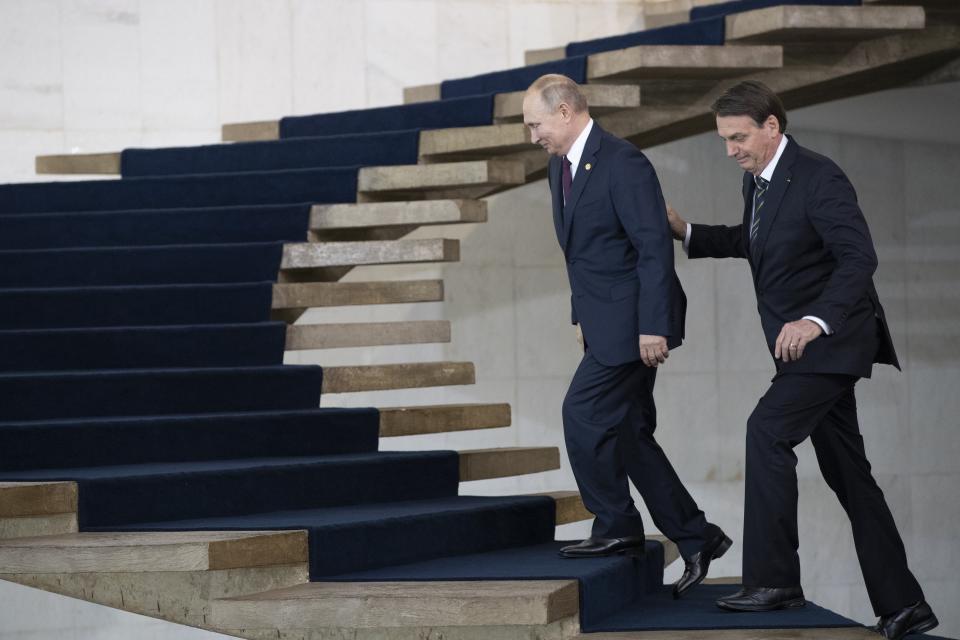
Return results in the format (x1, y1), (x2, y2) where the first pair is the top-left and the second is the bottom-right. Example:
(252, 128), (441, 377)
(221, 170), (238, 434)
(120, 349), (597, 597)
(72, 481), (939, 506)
(725, 4), (926, 43)
(222, 119), (280, 142)
(587, 44), (784, 82)
(403, 83), (442, 104)
(419, 123), (532, 160)
(0, 482), (77, 518)
(494, 84), (641, 122)
(321, 361), (476, 394)
(357, 160), (526, 194)
(378, 402), (511, 437)
(271, 279), (444, 309)
(525, 46), (567, 66)
(458, 447), (561, 482)
(650, 534), (681, 569)
(280, 238), (460, 270)
(35, 152), (121, 175)
(209, 578), (579, 629)
(310, 199), (487, 230)
(529, 490), (593, 525)
(285, 320), (450, 350)
(0, 530), (308, 574)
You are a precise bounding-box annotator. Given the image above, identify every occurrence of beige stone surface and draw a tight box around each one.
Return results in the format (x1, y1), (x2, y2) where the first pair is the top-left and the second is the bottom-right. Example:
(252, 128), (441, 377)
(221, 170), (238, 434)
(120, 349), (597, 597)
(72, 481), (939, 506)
(221, 120), (279, 142)
(281, 239), (459, 270)
(402, 83), (441, 104)
(534, 490), (593, 525)
(587, 44), (783, 81)
(419, 123), (533, 160)
(311, 200), (486, 230)
(378, 403), (511, 437)
(495, 85), (641, 122)
(726, 5), (926, 43)
(525, 47), (566, 66)
(0, 531), (307, 574)
(358, 160), (526, 195)
(271, 280), (444, 309)
(285, 320), (451, 350)
(0, 514), (78, 540)
(35, 151), (120, 174)
(321, 361), (476, 394)
(459, 447), (561, 481)
(0, 482), (77, 518)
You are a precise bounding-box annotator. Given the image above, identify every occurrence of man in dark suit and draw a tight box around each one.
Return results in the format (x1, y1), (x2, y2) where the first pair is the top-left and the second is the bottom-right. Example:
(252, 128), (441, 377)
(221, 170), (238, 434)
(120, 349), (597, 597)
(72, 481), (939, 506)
(523, 74), (729, 599)
(668, 81), (935, 639)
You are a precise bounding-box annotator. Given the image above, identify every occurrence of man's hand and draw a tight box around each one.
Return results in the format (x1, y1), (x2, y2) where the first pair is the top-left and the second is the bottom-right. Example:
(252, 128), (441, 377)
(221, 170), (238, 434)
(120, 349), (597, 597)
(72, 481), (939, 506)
(666, 205), (687, 242)
(775, 319), (823, 362)
(575, 323), (584, 352)
(640, 335), (669, 367)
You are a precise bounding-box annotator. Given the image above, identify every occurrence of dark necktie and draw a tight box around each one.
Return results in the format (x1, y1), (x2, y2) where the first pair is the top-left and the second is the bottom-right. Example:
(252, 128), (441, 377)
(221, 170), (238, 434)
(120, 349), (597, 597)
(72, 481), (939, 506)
(750, 176), (769, 253)
(562, 156), (573, 203)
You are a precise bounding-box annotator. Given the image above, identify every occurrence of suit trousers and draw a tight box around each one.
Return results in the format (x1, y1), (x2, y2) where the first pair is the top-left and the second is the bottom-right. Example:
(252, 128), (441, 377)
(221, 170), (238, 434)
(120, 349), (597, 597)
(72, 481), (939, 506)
(743, 372), (923, 615)
(562, 349), (714, 559)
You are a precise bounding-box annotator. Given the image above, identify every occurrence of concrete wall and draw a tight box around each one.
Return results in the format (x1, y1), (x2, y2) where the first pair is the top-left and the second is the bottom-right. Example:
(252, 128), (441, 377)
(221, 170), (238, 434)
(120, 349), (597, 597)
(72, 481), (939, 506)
(2, 0), (959, 638)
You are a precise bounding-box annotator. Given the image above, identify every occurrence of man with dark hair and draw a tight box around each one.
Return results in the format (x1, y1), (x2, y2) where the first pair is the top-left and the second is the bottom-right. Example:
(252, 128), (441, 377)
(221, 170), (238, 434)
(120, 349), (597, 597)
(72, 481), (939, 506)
(523, 73), (730, 599)
(667, 80), (936, 639)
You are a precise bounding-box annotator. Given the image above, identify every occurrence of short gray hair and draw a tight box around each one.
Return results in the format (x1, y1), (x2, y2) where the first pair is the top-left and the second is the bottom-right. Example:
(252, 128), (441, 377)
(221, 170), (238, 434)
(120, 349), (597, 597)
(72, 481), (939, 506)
(527, 74), (588, 114)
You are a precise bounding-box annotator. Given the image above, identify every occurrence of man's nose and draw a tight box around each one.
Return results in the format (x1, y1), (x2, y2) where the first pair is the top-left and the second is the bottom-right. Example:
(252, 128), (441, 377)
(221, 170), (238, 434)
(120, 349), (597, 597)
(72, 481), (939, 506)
(530, 131), (540, 145)
(726, 142), (737, 157)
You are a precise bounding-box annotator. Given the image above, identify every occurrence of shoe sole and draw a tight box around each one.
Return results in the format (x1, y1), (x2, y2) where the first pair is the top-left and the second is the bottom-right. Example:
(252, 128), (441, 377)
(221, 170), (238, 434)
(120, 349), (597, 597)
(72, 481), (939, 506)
(716, 597), (806, 612)
(558, 546), (646, 559)
(903, 615), (939, 637)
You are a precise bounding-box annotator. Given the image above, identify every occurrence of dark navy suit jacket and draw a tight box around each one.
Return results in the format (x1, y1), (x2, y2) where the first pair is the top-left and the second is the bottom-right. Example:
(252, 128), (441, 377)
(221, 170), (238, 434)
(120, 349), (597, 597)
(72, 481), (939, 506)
(548, 123), (686, 367)
(688, 135), (899, 378)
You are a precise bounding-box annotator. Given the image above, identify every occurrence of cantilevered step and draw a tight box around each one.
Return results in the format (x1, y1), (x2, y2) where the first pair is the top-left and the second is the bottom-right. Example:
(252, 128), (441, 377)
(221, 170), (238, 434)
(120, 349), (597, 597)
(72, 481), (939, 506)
(281, 238), (459, 270)
(286, 320), (450, 350)
(357, 160), (525, 200)
(271, 279), (443, 309)
(725, 5), (925, 44)
(378, 403), (511, 437)
(459, 447), (561, 481)
(310, 199), (486, 231)
(320, 362), (475, 393)
(35, 152), (119, 175)
(418, 124), (532, 161)
(537, 490), (593, 525)
(587, 43), (783, 82)
(210, 579), (579, 631)
(222, 119), (279, 142)
(0, 482), (77, 539)
(0, 531), (309, 629)
(404, 83), (641, 118)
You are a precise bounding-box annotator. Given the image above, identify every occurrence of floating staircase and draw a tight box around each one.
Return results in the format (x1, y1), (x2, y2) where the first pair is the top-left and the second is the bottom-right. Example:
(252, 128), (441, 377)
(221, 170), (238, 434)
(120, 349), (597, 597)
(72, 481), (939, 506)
(5, 1), (960, 639)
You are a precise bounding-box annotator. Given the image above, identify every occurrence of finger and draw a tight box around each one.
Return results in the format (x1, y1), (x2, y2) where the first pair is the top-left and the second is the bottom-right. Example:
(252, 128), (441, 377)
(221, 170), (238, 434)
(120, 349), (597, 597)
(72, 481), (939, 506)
(775, 329), (786, 359)
(796, 337), (807, 359)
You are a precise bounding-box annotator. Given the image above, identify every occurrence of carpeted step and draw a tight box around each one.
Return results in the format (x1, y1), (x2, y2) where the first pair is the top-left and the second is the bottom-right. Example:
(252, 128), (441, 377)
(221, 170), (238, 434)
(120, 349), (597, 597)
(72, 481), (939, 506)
(723, 4), (924, 43)
(0, 166), (358, 215)
(97, 495), (557, 579)
(357, 160), (525, 200)
(0, 322), (287, 372)
(0, 408), (378, 472)
(325, 539), (666, 629)
(0, 481), (78, 539)
(0, 451), (460, 530)
(0, 204), (311, 249)
(209, 578), (579, 631)
(271, 279), (444, 309)
(0, 243), (284, 288)
(692, 0), (863, 21)
(0, 282), (274, 330)
(0, 365), (322, 422)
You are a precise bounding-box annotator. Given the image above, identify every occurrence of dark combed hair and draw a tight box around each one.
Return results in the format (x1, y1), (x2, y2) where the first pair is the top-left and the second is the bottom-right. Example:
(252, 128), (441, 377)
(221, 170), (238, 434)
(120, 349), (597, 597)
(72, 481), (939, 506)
(710, 81), (787, 133)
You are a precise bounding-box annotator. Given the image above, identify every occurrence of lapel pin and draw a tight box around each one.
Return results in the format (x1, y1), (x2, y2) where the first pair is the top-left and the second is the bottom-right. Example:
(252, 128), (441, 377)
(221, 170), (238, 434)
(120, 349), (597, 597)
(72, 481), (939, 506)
(585, 163), (592, 171)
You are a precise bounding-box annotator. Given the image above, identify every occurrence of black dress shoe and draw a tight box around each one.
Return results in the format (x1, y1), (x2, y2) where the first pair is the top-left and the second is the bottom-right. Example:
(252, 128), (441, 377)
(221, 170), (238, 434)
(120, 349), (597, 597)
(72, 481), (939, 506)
(716, 586), (806, 611)
(673, 528), (732, 599)
(873, 600), (938, 640)
(559, 536), (645, 558)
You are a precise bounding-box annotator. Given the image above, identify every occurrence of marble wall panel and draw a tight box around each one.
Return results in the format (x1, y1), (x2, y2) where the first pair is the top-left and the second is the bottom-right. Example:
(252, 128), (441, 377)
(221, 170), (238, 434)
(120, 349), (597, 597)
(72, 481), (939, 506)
(437, 1), (510, 80)
(0, 0), (63, 131)
(575, 2), (645, 42)
(515, 266), (583, 379)
(364, 0), (438, 107)
(506, 2), (577, 67)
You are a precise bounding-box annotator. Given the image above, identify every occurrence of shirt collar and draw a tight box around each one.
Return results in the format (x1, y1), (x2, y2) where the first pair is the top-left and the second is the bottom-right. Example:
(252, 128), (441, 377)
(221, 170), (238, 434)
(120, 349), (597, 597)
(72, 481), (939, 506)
(758, 134), (788, 183)
(565, 118), (594, 177)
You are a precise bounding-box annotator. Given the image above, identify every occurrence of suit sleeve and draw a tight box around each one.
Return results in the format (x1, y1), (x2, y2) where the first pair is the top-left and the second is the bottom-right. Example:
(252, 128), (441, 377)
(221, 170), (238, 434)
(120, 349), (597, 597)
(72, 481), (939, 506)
(802, 162), (878, 333)
(610, 145), (672, 337)
(687, 223), (748, 259)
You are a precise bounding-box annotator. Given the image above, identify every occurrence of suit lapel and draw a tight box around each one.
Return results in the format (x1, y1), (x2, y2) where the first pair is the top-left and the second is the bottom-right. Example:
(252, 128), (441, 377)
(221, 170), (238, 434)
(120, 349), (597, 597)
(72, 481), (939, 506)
(751, 138), (797, 271)
(561, 123), (603, 249)
(549, 156), (564, 245)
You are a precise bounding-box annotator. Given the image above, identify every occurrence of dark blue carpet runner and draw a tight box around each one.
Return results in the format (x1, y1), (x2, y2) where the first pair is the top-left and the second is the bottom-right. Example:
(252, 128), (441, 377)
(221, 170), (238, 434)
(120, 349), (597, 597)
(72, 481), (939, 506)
(0, 1), (906, 634)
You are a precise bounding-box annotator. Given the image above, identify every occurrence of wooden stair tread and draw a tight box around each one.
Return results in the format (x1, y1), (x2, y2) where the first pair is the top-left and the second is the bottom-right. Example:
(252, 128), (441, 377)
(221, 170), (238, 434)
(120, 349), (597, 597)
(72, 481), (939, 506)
(0, 482), (77, 518)
(357, 160), (525, 199)
(321, 361), (476, 393)
(459, 446), (560, 481)
(311, 199), (486, 230)
(35, 152), (120, 175)
(0, 530), (307, 573)
(531, 490), (593, 525)
(271, 279), (443, 309)
(285, 320), (450, 350)
(280, 238), (459, 270)
(588, 44), (783, 82)
(494, 84), (640, 121)
(726, 5), (926, 43)
(378, 403), (511, 437)
(222, 119), (279, 142)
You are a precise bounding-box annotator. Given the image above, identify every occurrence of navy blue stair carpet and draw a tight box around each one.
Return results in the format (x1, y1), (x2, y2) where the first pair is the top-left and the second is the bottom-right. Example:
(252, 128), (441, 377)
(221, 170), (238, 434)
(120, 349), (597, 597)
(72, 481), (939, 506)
(0, 167), (357, 215)
(0, 365), (322, 422)
(690, 0), (861, 21)
(0, 322), (287, 372)
(0, 243), (285, 288)
(0, 408), (378, 472)
(120, 130), (420, 178)
(280, 94), (494, 139)
(0, 204), (311, 249)
(0, 282), (275, 330)
(566, 17), (725, 58)
(96, 495), (557, 579)
(328, 539), (665, 629)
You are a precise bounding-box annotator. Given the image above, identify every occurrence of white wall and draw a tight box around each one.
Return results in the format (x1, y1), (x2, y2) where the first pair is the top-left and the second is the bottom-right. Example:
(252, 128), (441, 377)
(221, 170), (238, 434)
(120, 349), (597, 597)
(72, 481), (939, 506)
(2, 0), (959, 638)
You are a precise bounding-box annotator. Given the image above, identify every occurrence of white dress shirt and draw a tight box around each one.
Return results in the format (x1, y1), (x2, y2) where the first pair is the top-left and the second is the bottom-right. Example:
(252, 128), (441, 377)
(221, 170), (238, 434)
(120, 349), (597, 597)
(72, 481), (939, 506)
(563, 119), (595, 203)
(683, 135), (831, 335)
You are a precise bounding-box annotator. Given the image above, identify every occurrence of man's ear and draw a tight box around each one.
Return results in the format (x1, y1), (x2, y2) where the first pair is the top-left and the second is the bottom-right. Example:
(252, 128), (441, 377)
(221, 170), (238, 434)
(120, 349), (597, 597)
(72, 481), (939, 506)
(558, 103), (571, 122)
(765, 114), (780, 136)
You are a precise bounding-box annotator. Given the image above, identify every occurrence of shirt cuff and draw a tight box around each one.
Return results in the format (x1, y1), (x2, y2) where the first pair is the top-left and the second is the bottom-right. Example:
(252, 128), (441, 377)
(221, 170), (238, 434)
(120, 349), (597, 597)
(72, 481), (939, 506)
(803, 315), (831, 335)
(682, 223), (692, 255)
